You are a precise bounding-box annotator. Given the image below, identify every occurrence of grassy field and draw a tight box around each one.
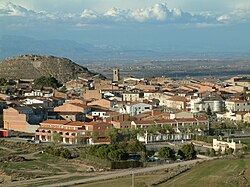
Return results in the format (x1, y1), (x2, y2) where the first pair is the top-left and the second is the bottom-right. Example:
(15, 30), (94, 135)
(163, 157), (250, 187)
(234, 138), (250, 147)
(77, 157), (250, 187)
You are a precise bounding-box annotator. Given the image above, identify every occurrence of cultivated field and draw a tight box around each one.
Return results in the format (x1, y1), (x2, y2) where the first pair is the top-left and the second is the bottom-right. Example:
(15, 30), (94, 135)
(77, 157), (250, 187)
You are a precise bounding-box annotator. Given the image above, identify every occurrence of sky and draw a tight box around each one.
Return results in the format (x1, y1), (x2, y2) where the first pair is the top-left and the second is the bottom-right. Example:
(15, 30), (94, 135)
(0, 0), (250, 57)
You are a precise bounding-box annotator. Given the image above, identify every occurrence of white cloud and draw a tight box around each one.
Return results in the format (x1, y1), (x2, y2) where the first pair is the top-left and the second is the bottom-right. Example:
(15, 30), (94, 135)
(0, 2), (36, 16)
(81, 9), (98, 19)
(1, 1), (250, 28)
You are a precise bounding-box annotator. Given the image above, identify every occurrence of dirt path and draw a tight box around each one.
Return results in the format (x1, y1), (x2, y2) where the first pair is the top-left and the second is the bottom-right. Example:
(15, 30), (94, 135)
(40, 158), (215, 187)
(0, 146), (16, 153)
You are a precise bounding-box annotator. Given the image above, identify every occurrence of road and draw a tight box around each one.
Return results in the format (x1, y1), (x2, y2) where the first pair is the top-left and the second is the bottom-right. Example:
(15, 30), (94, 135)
(40, 157), (214, 187)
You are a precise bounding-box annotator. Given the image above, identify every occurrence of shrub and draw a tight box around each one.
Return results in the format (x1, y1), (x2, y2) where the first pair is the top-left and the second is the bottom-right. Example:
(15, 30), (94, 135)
(60, 149), (71, 159)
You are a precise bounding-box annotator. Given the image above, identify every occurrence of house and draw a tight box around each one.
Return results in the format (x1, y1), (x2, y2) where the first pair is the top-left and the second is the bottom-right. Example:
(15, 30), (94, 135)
(24, 90), (43, 97)
(243, 112), (250, 123)
(135, 84), (157, 91)
(166, 96), (187, 110)
(35, 120), (112, 144)
(125, 102), (153, 116)
(190, 96), (224, 113)
(169, 111), (194, 119)
(48, 97), (65, 107)
(123, 92), (144, 102)
(132, 117), (209, 143)
(104, 114), (130, 122)
(82, 89), (103, 100)
(87, 99), (114, 109)
(23, 98), (52, 108)
(65, 79), (91, 90)
(213, 138), (244, 153)
(111, 121), (131, 129)
(3, 106), (47, 133)
(225, 100), (250, 112)
(0, 100), (6, 128)
(54, 102), (91, 114)
(217, 111), (250, 122)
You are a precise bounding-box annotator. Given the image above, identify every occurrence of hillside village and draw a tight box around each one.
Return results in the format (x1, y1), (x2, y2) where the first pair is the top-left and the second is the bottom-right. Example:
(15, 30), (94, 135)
(1, 68), (250, 145)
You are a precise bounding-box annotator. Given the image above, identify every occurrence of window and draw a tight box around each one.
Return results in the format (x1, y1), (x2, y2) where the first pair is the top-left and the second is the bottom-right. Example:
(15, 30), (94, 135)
(145, 107), (150, 109)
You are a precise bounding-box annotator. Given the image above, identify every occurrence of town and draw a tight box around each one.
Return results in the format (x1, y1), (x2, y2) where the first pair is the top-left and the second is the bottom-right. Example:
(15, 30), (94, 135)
(0, 63), (250, 186)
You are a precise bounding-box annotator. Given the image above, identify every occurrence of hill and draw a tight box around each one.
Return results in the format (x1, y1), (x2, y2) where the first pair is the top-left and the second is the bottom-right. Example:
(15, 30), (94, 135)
(0, 54), (105, 82)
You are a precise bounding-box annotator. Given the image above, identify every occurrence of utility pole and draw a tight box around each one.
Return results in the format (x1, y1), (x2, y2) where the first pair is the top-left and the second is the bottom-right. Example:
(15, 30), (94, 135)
(131, 171), (135, 187)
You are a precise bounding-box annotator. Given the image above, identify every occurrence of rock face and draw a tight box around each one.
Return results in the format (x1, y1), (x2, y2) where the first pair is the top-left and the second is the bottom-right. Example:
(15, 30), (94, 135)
(0, 54), (105, 82)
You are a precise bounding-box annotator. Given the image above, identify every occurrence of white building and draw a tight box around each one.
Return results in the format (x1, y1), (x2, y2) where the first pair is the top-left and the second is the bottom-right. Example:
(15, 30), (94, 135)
(225, 100), (250, 112)
(125, 102), (153, 116)
(190, 96), (224, 113)
(213, 138), (244, 153)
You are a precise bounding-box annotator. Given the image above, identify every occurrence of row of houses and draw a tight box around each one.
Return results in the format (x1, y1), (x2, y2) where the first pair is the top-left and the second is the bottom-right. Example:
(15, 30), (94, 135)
(1, 75), (250, 144)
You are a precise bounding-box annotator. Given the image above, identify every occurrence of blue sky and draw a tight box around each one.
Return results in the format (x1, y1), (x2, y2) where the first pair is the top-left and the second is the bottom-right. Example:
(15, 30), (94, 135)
(0, 0), (250, 56)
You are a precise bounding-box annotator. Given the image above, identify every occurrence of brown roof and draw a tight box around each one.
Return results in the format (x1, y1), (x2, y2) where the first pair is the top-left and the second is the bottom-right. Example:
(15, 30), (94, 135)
(133, 117), (208, 125)
(37, 127), (84, 132)
(86, 121), (111, 126)
(41, 119), (69, 125)
(226, 100), (248, 103)
(69, 103), (90, 108)
(68, 121), (85, 126)
(59, 111), (83, 115)
(168, 96), (187, 102)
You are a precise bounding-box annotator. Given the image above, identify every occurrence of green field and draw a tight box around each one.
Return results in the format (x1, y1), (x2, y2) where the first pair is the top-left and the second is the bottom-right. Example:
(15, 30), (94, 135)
(234, 138), (250, 147)
(164, 157), (250, 187)
(77, 157), (250, 187)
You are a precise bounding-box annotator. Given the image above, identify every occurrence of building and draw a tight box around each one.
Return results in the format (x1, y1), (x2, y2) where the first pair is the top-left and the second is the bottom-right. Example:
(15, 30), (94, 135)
(166, 96), (187, 110)
(3, 106), (47, 133)
(0, 100), (7, 128)
(225, 100), (250, 112)
(54, 102), (91, 114)
(123, 92), (144, 102)
(113, 68), (120, 82)
(190, 96), (224, 113)
(169, 111), (194, 119)
(213, 138), (244, 153)
(87, 99), (114, 109)
(125, 102), (153, 116)
(132, 117), (209, 143)
(35, 120), (112, 144)
(82, 89), (103, 100)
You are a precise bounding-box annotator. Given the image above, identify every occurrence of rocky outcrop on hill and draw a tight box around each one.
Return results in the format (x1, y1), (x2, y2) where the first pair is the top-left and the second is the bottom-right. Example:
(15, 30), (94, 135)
(0, 55), (105, 82)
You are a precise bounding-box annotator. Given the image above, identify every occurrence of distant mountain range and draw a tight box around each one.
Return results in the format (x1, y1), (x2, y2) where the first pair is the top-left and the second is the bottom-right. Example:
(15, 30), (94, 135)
(1, 35), (250, 62)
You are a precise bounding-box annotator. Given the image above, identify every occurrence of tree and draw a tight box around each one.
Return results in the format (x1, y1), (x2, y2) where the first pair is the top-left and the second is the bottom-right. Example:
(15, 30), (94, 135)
(75, 134), (87, 144)
(105, 127), (119, 143)
(126, 140), (146, 153)
(0, 78), (7, 86)
(206, 105), (212, 116)
(205, 148), (210, 156)
(163, 125), (174, 134)
(52, 132), (62, 143)
(34, 76), (61, 88)
(96, 144), (110, 159)
(217, 147), (222, 156)
(209, 148), (216, 157)
(91, 131), (99, 140)
(178, 143), (197, 160)
(60, 149), (71, 159)
(158, 147), (176, 160)
(225, 147), (234, 155)
(108, 149), (128, 161)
